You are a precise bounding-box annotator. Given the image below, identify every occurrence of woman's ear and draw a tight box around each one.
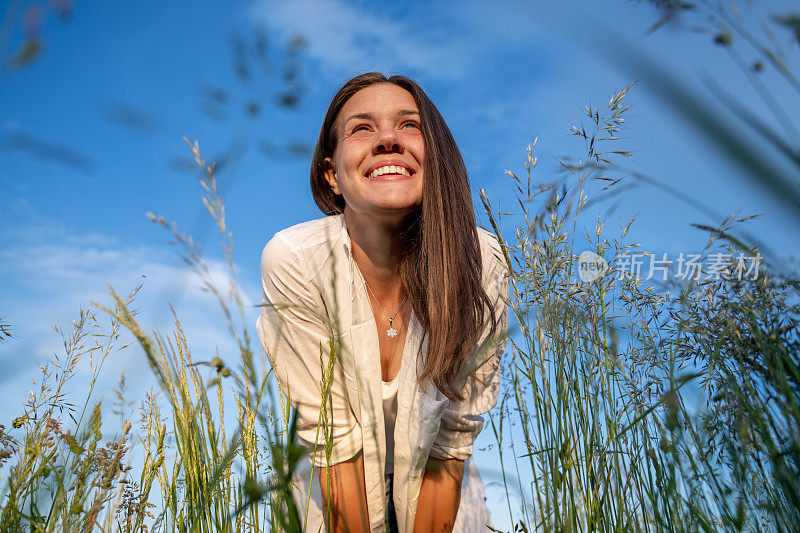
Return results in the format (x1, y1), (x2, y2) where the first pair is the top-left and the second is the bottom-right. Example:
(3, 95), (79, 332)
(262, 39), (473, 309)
(323, 157), (341, 195)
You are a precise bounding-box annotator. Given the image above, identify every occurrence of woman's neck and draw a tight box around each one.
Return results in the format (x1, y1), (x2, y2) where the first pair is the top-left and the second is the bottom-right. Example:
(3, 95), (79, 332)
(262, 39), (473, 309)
(343, 208), (412, 298)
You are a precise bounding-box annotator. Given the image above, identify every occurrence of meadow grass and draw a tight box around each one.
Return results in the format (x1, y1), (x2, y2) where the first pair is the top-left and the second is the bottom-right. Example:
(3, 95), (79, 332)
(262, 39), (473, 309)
(479, 83), (799, 531)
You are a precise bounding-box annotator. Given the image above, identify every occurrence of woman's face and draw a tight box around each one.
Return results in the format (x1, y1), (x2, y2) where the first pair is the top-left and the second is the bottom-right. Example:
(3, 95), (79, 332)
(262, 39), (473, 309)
(323, 83), (424, 222)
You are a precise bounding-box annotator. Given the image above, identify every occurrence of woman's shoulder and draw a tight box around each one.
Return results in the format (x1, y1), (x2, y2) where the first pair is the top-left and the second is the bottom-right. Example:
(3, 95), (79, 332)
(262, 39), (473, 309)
(269, 214), (341, 246)
(260, 214), (345, 279)
(263, 214), (342, 255)
(477, 226), (510, 292)
(477, 225), (504, 263)
(476, 226), (501, 252)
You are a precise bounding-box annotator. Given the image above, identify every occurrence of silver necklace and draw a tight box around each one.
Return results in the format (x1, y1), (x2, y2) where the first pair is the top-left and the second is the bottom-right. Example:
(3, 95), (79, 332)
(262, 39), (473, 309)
(362, 277), (407, 338)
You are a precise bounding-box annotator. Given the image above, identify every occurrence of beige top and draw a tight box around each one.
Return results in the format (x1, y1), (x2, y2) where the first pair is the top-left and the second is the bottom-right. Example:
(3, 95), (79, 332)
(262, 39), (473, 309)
(256, 213), (510, 532)
(382, 355), (402, 477)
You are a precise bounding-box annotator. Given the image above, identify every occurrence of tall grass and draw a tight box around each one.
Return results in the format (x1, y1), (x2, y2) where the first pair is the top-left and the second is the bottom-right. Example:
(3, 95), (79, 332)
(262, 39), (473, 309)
(479, 81), (799, 531)
(481, 84), (682, 531)
(0, 139), (307, 532)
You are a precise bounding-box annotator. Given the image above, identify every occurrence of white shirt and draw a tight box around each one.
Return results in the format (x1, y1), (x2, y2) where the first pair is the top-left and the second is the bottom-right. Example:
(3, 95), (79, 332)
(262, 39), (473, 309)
(256, 213), (509, 532)
(383, 359), (402, 477)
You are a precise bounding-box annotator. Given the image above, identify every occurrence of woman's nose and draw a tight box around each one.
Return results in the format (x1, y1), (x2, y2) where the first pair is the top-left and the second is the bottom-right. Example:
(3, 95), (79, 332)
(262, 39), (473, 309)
(373, 125), (403, 154)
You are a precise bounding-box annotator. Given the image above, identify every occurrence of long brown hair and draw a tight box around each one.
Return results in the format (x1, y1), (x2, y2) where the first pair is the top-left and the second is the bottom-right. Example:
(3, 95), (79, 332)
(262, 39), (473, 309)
(310, 72), (497, 402)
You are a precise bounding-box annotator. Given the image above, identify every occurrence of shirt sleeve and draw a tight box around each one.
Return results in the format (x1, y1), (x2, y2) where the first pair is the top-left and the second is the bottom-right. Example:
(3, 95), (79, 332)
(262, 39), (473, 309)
(256, 234), (362, 468)
(428, 236), (510, 461)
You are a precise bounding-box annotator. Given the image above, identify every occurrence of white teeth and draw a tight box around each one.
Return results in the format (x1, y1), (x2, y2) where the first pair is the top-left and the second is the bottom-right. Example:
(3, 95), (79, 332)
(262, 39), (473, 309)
(368, 165), (410, 179)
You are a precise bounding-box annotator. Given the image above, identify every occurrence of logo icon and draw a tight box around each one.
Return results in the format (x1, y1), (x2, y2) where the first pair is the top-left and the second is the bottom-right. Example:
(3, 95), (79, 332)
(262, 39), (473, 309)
(578, 251), (609, 283)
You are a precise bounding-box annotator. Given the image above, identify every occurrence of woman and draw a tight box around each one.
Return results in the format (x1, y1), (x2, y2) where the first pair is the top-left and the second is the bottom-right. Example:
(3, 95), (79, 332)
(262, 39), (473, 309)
(256, 72), (509, 532)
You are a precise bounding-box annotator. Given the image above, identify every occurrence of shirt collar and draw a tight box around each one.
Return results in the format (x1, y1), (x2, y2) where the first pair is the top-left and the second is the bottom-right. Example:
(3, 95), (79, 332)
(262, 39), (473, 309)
(339, 213), (351, 255)
(339, 213), (360, 299)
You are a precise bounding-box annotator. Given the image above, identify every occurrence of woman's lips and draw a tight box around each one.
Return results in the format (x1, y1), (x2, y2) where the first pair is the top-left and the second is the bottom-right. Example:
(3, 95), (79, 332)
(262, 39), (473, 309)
(365, 161), (414, 179)
(367, 172), (414, 182)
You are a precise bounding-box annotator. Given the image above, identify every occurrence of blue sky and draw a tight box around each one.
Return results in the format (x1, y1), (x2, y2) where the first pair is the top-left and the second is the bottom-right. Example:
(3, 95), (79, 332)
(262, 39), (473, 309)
(1, 0), (799, 528)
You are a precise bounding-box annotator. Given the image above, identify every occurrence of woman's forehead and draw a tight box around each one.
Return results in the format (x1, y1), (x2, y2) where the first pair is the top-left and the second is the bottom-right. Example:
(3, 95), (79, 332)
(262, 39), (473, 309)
(339, 84), (418, 123)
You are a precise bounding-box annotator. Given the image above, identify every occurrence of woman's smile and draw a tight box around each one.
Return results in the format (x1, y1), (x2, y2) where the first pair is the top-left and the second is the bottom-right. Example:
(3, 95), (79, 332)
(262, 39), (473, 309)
(365, 160), (415, 180)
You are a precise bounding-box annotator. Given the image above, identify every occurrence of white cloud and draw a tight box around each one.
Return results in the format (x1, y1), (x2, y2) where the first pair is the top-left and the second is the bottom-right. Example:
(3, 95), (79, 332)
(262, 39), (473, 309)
(247, 0), (539, 81)
(0, 223), (261, 425)
(249, 0), (445, 77)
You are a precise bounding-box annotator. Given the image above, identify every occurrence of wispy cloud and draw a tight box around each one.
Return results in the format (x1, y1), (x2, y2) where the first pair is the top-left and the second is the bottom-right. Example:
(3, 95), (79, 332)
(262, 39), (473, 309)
(247, 0), (543, 81)
(0, 223), (258, 418)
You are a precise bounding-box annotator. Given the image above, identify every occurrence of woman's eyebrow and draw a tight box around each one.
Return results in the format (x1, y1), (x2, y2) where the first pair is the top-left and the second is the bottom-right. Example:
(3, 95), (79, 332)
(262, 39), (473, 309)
(343, 109), (420, 124)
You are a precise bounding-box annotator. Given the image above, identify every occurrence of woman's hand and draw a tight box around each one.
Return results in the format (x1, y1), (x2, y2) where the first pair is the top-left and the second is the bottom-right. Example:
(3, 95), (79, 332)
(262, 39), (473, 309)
(413, 457), (465, 532)
(318, 450), (370, 532)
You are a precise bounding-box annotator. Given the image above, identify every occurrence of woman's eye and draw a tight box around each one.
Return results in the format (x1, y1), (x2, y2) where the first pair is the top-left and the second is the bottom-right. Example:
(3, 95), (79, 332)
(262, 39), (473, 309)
(402, 121), (420, 129)
(352, 124), (369, 133)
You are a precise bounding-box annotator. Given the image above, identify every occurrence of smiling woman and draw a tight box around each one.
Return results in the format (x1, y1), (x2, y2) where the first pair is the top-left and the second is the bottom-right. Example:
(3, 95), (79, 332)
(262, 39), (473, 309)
(256, 72), (509, 533)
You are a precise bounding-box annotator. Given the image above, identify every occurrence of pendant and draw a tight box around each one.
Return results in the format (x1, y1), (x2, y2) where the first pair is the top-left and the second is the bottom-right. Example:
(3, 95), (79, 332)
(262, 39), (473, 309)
(387, 318), (398, 338)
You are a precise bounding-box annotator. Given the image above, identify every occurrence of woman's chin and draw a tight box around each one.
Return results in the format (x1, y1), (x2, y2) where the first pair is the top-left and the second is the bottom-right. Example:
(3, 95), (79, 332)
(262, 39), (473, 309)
(375, 199), (422, 213)
(347, 201), (421, 222)
(354, 192), (421, 212)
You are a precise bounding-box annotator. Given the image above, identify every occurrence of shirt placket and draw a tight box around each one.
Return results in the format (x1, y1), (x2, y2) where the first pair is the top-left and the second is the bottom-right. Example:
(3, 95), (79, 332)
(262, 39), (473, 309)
(341, 214), (388, 532)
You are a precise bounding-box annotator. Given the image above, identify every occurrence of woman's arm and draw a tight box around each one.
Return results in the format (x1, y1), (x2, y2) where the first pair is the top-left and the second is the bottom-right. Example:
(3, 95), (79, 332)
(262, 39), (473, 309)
(317, 451), (370, 533)
(413, 457), (465, 532)
(258, 235), (362, 464)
